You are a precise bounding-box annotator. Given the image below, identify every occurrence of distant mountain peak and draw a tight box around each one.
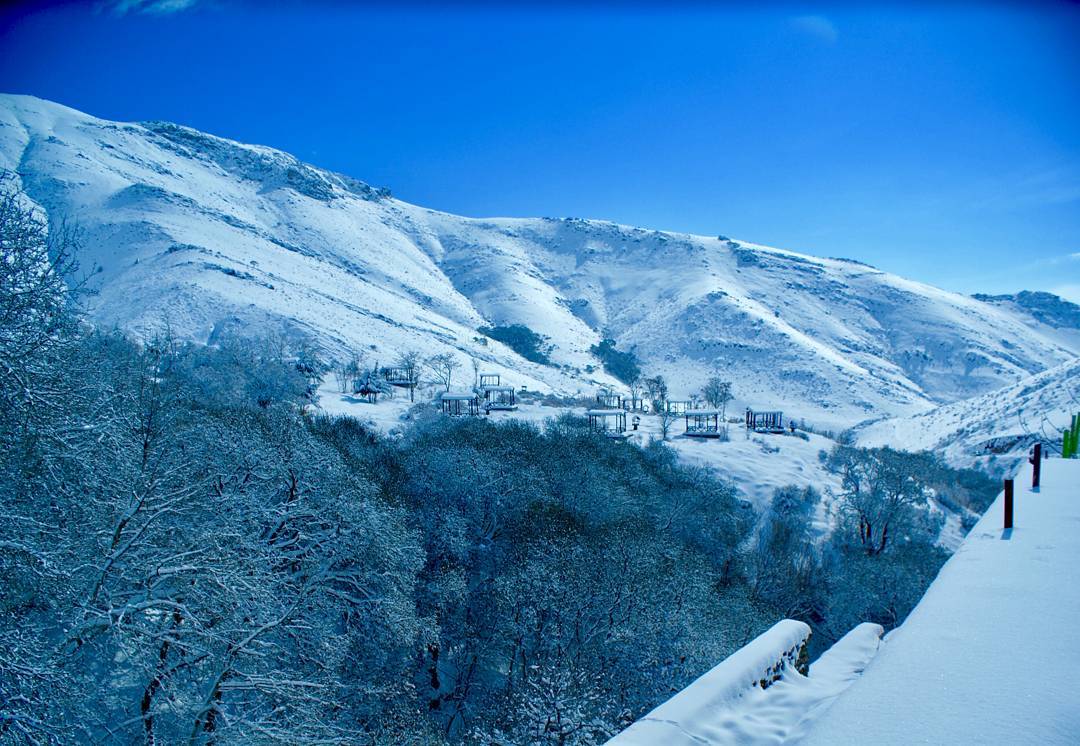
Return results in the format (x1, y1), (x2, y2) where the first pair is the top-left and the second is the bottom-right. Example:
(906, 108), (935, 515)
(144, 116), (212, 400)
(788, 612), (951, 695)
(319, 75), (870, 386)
(972, 290), (1080, 330)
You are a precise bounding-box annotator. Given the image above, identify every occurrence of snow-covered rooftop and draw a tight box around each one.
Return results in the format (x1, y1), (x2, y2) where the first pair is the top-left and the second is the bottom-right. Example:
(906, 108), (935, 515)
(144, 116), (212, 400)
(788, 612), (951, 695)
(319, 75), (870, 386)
(801, 457), (1080, 745)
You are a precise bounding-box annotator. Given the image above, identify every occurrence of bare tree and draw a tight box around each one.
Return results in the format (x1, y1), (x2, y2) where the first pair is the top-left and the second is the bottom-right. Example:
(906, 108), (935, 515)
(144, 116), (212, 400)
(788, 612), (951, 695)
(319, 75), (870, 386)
(396, 350), (422, 401)
(627, 373), (644, 410)
(827, 446), (930, 555)
(0, 172), (83, 403)
(332, 352), (364, 393)
(644, 374), (668, 413)
(701, 377), (733, 419)
(658, 408), (679, 441)
(426, 352), (461, 392)
(333, 361), (349, 393)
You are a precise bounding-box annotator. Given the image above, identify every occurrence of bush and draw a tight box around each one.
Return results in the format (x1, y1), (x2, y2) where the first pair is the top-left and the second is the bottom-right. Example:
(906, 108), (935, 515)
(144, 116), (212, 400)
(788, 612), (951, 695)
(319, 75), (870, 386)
(479, 323), (552, 364)
(589, 337), (642, 385)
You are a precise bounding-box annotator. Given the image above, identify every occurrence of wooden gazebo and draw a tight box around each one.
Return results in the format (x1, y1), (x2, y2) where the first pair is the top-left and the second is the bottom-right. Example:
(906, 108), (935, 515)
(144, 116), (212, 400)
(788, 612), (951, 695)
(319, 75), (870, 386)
(746, 408), (785, 434)
(684, 409), (721, 438)
(483, 385), (517, 411)
(479, 372), (501, 389)
(587, 409), (627, 438)
(441, 393), (481, 417)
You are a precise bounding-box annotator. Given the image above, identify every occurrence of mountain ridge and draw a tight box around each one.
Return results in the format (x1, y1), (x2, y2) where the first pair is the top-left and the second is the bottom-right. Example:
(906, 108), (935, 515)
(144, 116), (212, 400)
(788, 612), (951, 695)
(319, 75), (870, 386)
(3, 92), (1077, 429)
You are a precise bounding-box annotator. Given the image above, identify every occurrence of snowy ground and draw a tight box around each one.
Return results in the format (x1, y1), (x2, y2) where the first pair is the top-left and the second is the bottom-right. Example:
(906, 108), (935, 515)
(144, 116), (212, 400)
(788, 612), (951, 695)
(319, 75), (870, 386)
(800, 458), (1080, 745)
(316, 382), (843, 521)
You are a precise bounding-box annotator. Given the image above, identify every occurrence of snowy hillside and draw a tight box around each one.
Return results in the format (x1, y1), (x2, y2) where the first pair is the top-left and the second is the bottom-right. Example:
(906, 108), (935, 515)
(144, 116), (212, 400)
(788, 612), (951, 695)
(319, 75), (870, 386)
(973, 290), (1080, 352)
(856, 357), (1080, 468)
(3, 93), (1078, 429)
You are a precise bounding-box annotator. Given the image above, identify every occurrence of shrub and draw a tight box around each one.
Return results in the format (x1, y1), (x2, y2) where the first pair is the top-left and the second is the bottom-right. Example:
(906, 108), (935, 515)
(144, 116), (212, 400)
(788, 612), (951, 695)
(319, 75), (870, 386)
(589, 337), (642, 385)
(479, 323), (552, 364)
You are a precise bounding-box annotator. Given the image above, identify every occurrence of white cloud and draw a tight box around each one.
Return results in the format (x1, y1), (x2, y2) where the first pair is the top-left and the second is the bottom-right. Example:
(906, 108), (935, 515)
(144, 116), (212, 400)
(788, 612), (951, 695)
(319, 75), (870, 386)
(101, 0), (202, 15)
(789, 15), (838, 44)
(1044, 252), (1080, 267)
(1050, 284), (1080, 304)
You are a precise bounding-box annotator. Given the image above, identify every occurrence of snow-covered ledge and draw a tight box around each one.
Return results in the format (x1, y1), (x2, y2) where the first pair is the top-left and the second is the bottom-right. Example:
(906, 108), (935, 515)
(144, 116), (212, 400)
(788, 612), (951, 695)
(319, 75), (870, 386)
(611, 619), (811, 744)
(609, 620), (885, 745)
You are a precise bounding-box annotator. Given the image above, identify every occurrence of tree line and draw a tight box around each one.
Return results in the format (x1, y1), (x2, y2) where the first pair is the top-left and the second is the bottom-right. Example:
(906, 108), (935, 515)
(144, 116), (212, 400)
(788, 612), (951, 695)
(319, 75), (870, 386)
(0, 178), (997, 744)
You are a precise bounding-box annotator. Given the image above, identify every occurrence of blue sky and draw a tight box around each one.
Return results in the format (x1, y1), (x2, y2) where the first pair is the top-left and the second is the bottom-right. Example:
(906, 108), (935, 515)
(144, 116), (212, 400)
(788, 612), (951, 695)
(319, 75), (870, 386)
(2, 1), (1079, 300)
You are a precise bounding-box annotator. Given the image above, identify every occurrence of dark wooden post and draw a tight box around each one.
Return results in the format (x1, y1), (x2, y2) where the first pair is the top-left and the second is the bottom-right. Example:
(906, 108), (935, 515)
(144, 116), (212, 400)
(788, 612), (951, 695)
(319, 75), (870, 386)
(1032, 443), (1042, 491)
(1004, 479), (1014, 530)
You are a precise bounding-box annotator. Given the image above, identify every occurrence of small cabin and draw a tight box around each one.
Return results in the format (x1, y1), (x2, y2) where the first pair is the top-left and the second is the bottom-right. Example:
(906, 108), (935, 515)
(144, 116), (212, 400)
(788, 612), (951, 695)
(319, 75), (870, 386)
(746, 408), (784, 434)
(382, 366), (413, 387)
(479, 373), (501, 389)
(684, 409), (721, 438)
(666, 400), (691, 415)
(483, 385), (517, 411)
(441, 393), (481, 417)
(596, 392), (623, 409)
(587, 409), (627, 438)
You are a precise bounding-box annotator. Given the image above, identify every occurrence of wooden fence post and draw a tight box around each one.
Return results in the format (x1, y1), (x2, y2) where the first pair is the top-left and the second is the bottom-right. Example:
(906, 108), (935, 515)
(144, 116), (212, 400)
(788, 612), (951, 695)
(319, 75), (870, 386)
(1031, 443), (1042, 491)
(1004, 479), (1014, 530)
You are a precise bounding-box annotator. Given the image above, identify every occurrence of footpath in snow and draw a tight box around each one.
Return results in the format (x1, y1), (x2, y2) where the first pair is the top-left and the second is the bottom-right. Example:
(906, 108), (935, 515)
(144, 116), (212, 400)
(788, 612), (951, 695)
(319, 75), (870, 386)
(800, 457), (1080, 745)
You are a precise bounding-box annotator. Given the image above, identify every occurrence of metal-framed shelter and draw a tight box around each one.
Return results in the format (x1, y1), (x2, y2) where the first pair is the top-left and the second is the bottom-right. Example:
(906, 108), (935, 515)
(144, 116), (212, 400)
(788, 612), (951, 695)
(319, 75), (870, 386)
(666, 400), (691, 415)
(684, 409), (721, 438)
(382, 366), (413, 388)
(746, 408), (785, 434)
(587, 409), (627, 437)
(441, 393), (481, 417)
(483, 385), (517, 411)
(479, 373), (501, 389)
(596, 392), (623, 409)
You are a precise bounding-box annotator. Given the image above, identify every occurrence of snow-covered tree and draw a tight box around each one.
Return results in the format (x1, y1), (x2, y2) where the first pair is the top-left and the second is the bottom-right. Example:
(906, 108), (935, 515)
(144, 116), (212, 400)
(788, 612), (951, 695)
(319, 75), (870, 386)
(701, 377), (733, 418)
(395, 349), (422, 401)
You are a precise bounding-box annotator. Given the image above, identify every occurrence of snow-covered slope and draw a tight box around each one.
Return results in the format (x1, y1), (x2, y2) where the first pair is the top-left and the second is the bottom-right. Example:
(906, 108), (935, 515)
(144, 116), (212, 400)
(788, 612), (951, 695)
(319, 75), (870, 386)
(3, 93), (1078, 429)
(856, 357), (1080, 468)
(973, 291), (1080, 352)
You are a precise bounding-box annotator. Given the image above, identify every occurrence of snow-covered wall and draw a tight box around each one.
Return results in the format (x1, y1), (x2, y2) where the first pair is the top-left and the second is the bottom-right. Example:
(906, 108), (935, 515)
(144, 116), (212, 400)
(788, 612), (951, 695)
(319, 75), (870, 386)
(611, 619), (811, 744)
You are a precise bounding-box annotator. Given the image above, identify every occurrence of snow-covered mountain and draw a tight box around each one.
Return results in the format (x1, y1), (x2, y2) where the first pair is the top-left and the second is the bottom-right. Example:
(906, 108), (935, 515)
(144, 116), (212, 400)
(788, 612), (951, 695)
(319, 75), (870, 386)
(971, 290), (1080, 352)
(3, 93), (1078, 429)
(856, 356), (1080, 468)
